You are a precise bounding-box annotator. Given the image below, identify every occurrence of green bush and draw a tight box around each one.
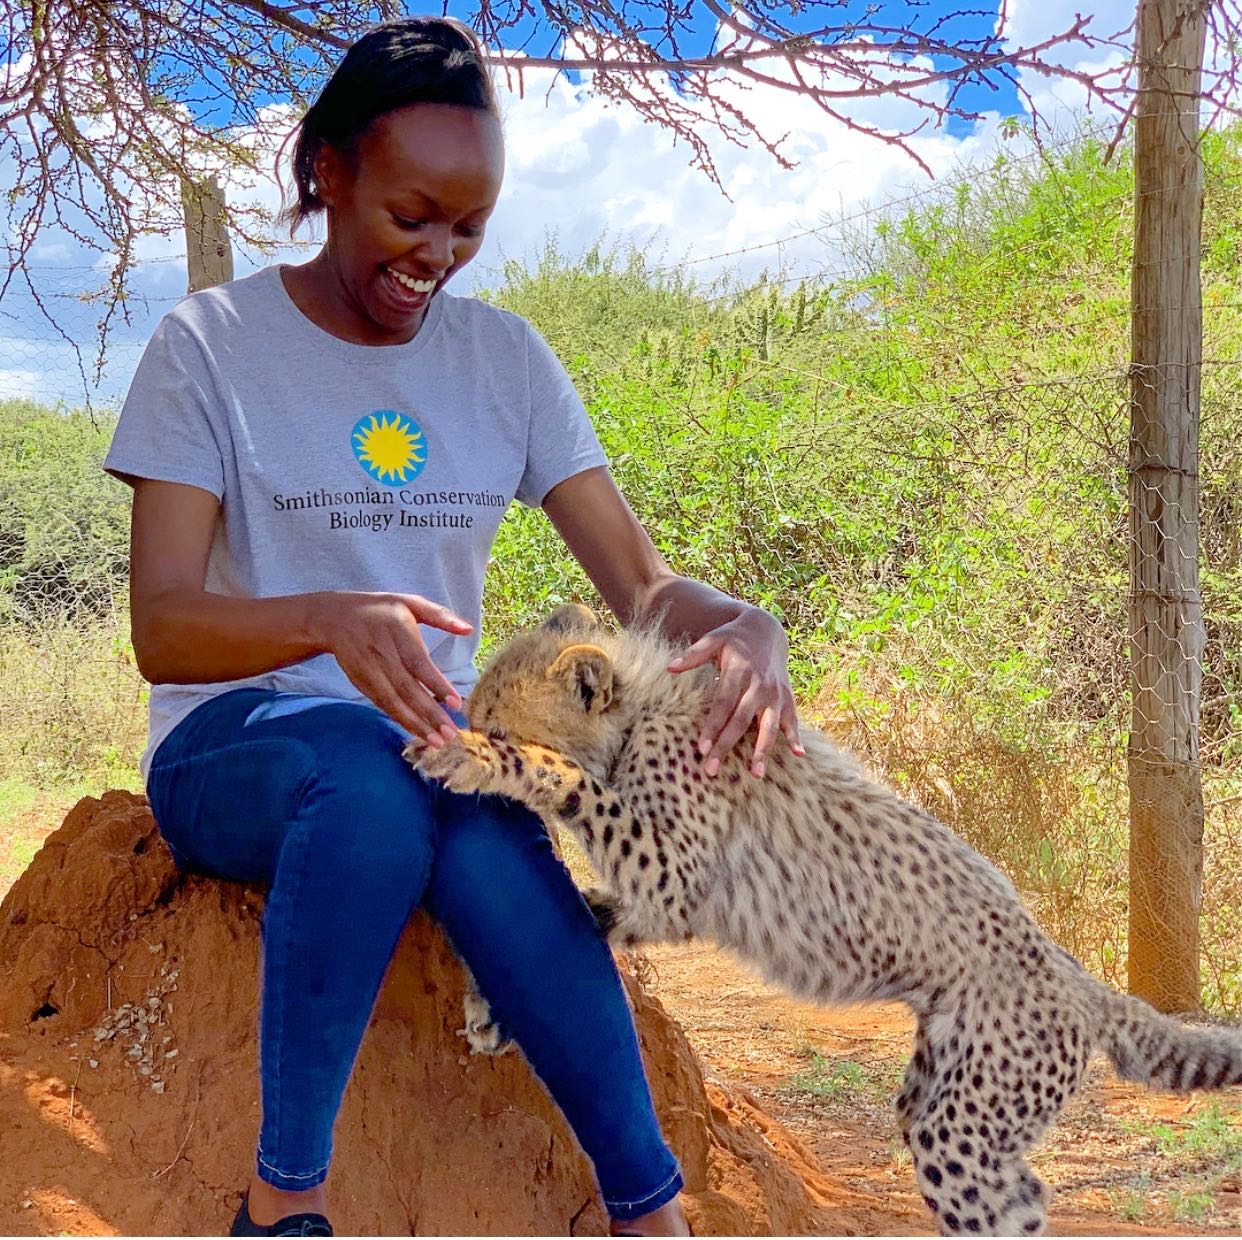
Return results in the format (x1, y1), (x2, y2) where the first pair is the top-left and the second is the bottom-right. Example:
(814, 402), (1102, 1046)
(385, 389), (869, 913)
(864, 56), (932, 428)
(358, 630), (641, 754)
(2, 126), (1239, 1009)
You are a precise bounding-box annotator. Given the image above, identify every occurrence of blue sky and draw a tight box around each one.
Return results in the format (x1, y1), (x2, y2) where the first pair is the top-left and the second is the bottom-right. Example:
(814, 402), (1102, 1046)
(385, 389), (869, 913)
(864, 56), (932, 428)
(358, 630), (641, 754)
(4, 0), (1132, 406)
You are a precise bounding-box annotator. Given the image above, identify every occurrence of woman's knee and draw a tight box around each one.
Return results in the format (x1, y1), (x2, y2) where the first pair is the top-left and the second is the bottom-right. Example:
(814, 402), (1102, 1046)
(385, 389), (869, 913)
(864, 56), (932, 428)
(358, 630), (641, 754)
(433, 792), (551, 871)
(426, 792), (583, 928)
(273, 704), (441, 872)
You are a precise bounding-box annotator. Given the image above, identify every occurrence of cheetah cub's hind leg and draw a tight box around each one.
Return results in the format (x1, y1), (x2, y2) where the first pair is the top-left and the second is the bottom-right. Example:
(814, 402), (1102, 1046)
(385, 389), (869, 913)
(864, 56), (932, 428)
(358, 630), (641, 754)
(580, 885), (660, 950)
(901, 1003), (1090, 1236)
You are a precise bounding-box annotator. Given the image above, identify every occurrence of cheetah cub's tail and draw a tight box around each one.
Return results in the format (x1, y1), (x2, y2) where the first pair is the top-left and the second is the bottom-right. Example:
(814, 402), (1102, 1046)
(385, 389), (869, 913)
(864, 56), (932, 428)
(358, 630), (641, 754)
(1097, 986), (1241, 1092)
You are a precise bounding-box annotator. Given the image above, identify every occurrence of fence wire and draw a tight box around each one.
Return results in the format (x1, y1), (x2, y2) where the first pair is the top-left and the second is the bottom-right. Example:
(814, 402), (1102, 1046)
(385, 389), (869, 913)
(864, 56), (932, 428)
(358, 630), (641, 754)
(1, 133), (1239, 1013)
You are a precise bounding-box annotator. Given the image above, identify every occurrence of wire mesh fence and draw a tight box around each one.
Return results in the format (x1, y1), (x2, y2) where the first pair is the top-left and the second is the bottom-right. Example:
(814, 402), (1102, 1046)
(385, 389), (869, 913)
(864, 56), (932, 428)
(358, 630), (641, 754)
(1, 128), (1238, 1013)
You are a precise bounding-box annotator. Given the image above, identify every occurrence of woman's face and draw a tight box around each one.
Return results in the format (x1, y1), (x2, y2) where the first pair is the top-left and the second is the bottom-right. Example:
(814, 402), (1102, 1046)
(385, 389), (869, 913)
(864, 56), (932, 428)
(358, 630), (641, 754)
(313, 102), (504, 344)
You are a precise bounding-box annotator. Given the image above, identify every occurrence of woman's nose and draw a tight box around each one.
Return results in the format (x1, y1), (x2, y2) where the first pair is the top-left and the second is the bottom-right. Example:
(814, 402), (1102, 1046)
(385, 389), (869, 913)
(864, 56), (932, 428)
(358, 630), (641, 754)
(413, 222), (453, 271)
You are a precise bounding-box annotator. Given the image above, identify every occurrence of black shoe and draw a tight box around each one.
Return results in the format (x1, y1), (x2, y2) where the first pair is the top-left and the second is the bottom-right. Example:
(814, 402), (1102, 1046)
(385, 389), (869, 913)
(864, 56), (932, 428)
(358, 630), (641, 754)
(229, 1190), (333, 1237)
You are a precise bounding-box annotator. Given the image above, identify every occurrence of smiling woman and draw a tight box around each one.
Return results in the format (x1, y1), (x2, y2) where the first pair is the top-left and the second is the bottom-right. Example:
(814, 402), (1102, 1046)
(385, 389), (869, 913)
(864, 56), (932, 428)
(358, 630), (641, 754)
(280, 95), (504, 345)
(100, 13), (797, 1239)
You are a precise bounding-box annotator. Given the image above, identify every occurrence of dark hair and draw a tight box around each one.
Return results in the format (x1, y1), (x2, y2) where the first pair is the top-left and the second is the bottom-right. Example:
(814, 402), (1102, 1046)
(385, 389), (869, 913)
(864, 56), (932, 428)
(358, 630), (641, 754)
(280, 16), (498, 232)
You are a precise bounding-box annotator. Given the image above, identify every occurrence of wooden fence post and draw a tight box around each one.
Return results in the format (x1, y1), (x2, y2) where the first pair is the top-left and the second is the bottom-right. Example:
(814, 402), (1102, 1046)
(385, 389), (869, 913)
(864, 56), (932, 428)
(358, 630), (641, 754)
(1127, 0), (1206, 1013)
(182, 176), (233, 292)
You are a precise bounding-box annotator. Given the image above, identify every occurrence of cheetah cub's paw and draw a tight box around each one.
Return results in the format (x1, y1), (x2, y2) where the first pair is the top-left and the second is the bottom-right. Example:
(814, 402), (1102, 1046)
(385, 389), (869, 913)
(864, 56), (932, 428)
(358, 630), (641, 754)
(405, 731), (498, 797)
(582, 886), (644, 949)
(458, 973), (512, 1057)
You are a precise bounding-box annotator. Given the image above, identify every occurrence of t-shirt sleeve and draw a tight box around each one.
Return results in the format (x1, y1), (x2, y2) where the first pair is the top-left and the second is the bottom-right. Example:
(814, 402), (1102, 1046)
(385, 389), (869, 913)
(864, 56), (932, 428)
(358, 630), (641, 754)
(514, 323), (609, 509)
(103, 314), (227, 499)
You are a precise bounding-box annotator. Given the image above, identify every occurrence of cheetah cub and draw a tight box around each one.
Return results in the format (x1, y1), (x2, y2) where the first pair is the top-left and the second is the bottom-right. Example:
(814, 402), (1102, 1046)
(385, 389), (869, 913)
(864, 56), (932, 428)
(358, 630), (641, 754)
(408, 604), (1242, 1238)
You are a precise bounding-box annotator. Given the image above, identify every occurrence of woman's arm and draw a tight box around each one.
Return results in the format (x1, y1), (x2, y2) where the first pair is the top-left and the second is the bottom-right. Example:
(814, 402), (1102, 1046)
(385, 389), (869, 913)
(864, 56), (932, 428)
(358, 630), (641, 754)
(543, 466), (804, 778)
(128, 478), (469, 745)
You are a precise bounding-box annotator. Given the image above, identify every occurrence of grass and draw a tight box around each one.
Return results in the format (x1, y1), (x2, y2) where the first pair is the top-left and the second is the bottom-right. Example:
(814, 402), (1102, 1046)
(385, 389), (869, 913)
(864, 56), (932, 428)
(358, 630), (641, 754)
(1166, 1189), (1218, 1222)
(0, 778), (40, 824)
(1124, 1103), (1242, 1166)
(782, 1052), (907, 1103)
(0, 775), (108, 903)
(1108, 1182), (1148, 1223)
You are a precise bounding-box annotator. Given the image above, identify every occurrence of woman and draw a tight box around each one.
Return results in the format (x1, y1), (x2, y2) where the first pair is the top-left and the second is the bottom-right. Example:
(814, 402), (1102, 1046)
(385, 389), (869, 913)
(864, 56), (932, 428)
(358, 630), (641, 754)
(104, 16), (802, 1237)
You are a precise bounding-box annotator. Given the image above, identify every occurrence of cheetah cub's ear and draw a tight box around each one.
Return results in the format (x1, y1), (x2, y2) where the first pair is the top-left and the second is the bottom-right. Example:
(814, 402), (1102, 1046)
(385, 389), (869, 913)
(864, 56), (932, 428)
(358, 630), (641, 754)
(549, 643), (614, 713)
(541, 603), (600, 632)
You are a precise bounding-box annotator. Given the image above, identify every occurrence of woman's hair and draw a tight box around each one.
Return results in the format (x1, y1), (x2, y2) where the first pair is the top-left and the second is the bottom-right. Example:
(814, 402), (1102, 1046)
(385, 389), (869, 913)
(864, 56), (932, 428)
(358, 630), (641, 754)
(279, 16), (498, 233)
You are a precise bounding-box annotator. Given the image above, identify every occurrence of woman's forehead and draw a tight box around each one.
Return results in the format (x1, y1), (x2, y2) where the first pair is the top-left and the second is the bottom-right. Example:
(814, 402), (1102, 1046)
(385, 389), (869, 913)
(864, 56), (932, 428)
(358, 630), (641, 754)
(360, 103), (504, 203)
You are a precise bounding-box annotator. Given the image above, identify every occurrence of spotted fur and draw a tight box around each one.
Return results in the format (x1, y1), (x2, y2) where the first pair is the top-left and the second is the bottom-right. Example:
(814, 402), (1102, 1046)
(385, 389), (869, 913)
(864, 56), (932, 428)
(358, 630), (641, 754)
(408, 604), (1242, 1237)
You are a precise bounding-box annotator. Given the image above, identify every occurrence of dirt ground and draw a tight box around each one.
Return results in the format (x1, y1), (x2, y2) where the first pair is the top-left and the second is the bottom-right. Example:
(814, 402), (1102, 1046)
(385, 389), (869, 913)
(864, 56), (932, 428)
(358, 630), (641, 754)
(634, 941), (1241, 1236)
(2, 799), (1239, 1237)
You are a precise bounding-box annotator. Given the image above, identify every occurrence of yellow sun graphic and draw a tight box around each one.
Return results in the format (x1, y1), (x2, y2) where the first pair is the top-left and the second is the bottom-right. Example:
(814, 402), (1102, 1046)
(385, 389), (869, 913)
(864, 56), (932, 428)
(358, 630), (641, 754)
(351, 411), (426, 485)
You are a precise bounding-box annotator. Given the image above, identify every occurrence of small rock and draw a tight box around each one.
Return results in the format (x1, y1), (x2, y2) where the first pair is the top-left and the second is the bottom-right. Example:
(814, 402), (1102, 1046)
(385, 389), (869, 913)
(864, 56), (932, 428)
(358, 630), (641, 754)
(164, 1048), (179, 1059)
(21, 1200), (32, 1209)
(88, 1059), (98, 1069)
(151, 1080), (165, 1094)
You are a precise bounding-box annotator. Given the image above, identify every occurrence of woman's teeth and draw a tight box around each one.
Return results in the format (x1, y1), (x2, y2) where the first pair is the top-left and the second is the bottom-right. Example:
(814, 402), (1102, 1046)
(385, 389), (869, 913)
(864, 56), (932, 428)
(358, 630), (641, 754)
(387, 268), (436, 294)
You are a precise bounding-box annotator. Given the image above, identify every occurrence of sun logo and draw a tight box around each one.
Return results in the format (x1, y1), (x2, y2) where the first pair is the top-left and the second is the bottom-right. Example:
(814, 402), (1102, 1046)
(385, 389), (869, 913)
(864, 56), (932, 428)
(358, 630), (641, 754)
(351, 410), (427, 485)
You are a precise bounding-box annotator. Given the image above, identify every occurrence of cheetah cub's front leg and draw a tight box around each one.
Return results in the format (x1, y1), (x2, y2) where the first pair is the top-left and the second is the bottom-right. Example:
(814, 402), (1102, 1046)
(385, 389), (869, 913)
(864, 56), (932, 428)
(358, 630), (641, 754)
(407, 732), (624, 1051)
(407, 730), (578, 810)
(409, 735), (665, 949)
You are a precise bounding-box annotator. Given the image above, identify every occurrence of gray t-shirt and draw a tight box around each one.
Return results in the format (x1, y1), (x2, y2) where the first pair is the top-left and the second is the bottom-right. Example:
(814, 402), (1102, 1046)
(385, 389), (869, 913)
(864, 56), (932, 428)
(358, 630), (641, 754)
(104, 265), (607, 779)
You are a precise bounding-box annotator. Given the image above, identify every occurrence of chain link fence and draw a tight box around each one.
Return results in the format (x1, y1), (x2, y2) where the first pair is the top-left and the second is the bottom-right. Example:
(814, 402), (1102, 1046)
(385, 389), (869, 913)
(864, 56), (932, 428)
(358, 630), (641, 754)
(1, 133), (1239, 1012)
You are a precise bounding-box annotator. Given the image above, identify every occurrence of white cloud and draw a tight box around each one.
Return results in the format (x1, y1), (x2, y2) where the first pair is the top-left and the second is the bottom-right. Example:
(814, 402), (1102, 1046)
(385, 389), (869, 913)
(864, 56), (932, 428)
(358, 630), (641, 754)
(483, 47), (1005, 287)
(0, 365), (41, 399)
(3, 1), (1154, 406)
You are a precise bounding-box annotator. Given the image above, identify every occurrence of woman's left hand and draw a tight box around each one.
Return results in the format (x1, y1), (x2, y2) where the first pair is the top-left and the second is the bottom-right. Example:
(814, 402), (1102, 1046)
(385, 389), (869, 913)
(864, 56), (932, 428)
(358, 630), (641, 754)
(667, 608), (805, 779)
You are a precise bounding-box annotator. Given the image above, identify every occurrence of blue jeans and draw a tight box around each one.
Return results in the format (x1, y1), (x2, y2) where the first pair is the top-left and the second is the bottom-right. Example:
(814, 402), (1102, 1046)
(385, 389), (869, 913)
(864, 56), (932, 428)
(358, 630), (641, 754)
(146, 687), (682, 1221)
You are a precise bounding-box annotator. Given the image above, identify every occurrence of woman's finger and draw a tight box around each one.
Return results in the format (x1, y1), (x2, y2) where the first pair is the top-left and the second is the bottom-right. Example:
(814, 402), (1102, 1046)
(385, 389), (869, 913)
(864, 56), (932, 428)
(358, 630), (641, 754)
(704, 688), (763, 774)
(668, 630), (723, 673)
(359, 665), (446, 745)
(390, 664), (460, 739)
(749, 703), (781, 777)
(401, 594), (474, 636)
(389, 624), (463, 717)
(705, 700), (760, 775)
(780, 696), (806, 756)
(696, 664), (749, 757)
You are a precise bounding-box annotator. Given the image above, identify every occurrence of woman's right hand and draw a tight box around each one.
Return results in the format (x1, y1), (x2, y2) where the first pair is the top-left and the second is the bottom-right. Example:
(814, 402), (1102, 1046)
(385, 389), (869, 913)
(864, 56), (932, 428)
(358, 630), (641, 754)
(308, 591), (474, 748)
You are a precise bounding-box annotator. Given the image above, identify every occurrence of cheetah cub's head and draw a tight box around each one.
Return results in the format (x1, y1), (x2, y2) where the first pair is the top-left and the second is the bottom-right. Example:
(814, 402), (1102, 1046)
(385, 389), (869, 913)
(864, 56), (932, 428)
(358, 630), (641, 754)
(467, 604), (628, 771)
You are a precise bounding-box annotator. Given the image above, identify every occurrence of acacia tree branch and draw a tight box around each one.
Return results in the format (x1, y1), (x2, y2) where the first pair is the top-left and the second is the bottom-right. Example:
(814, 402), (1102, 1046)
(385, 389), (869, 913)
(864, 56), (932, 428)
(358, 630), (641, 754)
(4, 0), (1242, 369)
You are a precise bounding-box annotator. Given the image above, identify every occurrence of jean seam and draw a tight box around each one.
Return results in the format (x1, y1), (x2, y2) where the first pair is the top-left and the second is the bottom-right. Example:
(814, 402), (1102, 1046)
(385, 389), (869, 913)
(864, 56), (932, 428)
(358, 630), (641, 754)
(255, 1153), (330, 1181)
(603, 1164), (684, 1212)
(264, 808), (318, 1170)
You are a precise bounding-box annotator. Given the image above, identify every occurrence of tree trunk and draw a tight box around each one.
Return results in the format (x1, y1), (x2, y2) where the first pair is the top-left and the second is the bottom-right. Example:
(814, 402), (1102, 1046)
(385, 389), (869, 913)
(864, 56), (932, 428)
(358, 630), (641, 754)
(1127, 0), (1207, 1014)
(182, 176), (233, 292)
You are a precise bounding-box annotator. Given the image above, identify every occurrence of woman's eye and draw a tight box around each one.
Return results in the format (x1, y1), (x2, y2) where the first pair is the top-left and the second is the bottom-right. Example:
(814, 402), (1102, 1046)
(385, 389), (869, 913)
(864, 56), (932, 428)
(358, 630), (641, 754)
(393, 216), (426, 230)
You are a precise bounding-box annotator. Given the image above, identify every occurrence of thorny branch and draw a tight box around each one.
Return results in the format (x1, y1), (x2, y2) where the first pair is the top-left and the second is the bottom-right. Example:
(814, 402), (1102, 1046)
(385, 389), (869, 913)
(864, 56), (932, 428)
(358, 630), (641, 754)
(3, 0), (1242, 354)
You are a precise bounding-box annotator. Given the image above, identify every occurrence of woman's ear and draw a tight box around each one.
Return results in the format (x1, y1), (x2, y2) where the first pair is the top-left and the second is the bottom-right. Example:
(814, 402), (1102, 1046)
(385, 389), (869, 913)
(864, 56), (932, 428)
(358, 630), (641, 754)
(311, 142), (347, 210)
